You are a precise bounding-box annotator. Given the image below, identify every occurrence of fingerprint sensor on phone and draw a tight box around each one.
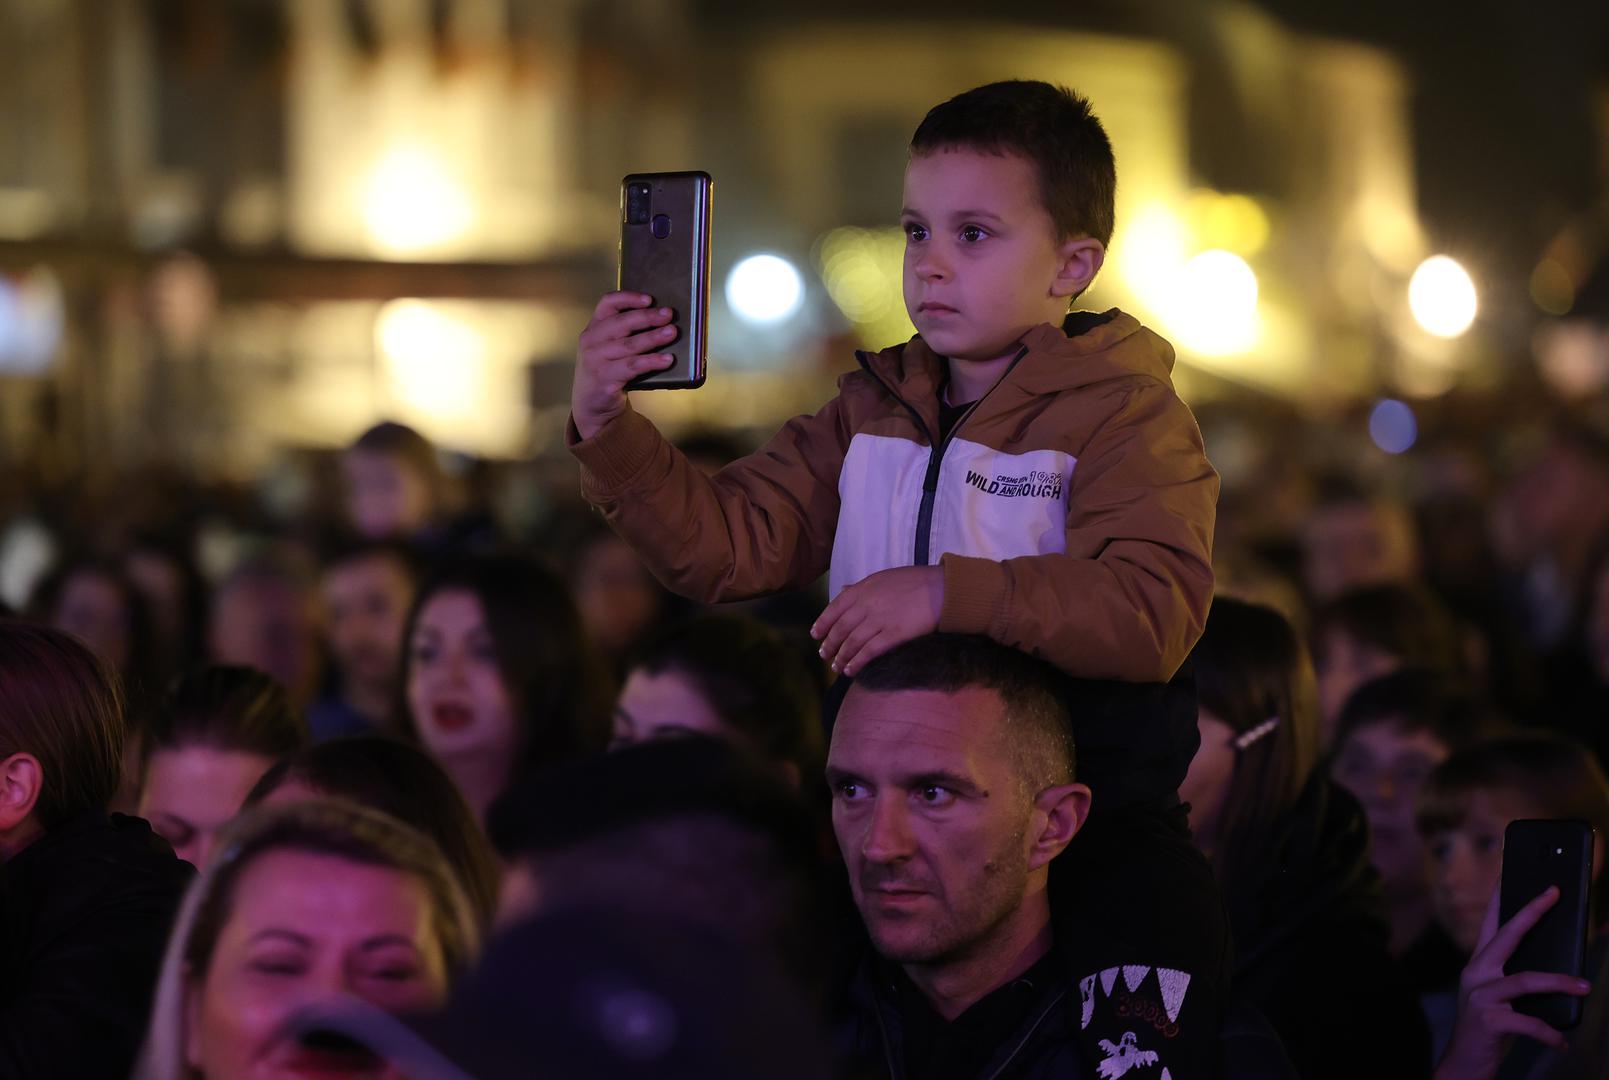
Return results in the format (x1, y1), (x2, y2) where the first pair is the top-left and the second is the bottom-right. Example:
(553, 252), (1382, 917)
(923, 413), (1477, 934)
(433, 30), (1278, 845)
(651, 214), (672, 239)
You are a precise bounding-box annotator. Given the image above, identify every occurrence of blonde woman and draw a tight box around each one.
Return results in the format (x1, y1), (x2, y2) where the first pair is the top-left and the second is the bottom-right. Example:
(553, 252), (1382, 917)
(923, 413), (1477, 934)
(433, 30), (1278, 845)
(135, 799), (479, 1079)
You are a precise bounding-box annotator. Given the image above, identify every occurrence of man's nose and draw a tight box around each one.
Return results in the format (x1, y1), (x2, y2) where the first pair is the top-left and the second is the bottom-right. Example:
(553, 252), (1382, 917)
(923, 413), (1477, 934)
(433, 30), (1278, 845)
(861, 795), (915, 864)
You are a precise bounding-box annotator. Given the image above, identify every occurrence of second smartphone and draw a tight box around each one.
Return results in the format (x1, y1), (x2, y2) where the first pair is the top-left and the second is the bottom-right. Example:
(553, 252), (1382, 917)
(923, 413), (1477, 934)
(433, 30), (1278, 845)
(1498, 818), (1593, 1030)
(618, 171), (712, 390)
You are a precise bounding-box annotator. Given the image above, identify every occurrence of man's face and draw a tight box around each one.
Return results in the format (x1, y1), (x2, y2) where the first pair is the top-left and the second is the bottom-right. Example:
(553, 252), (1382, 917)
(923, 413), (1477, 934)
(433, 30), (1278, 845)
(827, 684), (1045, 966)
(322, 554), (415, 693)
(901, 148), (1077, 363)
(1330, 720), (1449, 895)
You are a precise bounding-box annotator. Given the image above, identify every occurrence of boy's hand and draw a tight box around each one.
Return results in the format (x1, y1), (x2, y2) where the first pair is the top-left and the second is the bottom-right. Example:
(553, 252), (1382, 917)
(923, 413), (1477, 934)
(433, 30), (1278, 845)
(812, 566), (944, 677)
(572, 292), (679, 439)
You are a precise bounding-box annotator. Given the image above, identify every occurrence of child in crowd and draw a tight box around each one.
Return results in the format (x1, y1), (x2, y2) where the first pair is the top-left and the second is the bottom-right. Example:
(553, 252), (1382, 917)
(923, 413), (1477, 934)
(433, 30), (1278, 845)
(1329, 670), (1501, 966)
(569, 80), (1222, 1066)
(1416, 734), (1609, 1064)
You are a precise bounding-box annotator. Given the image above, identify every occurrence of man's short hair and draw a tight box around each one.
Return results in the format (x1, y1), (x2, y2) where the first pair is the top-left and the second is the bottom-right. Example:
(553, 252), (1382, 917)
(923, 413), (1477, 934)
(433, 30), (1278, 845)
(1334, 668), (1501, 753)
(911, 80), (1116, 248)
(319, 537), (421, 584)
(853, 634), (1075, 790)
(0, 620), (125, 828)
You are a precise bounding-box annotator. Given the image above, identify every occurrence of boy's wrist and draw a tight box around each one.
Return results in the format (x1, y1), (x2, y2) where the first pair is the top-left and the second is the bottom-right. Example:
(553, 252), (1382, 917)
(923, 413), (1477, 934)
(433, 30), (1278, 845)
(567, 407), (663, 494)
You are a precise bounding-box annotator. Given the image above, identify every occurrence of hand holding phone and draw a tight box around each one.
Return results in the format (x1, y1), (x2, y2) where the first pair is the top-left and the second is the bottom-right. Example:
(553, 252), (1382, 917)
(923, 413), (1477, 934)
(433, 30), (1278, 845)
(1433, 885), (1593, 1080)
(1498, 819), (1593, 1028)
(572, 291), (680, 439)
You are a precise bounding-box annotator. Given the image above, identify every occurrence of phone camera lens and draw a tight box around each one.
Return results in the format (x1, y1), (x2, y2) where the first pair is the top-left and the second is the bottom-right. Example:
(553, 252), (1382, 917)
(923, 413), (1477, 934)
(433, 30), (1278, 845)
(1557, 847), (1565, 855)
(625, 183), (651, 225)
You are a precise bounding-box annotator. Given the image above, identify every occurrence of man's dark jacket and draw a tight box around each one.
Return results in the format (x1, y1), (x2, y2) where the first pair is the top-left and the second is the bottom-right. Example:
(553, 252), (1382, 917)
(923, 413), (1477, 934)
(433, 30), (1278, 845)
(0, 812), (194, 1078)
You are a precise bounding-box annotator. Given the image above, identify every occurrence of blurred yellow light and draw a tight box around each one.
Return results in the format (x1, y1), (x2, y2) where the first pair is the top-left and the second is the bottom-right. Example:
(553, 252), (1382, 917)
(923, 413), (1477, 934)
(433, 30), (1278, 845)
(815, 227), (914, 347)
(1115, 204), (1188, 313)
(374, 300), (483, 418)
(1186, 190), (1270, 256)
(1408, 256), (1477, 338)
(1169, 250), (1260, 356)
(361, 145), (473, 258)
(1529, 257), (1575, 316)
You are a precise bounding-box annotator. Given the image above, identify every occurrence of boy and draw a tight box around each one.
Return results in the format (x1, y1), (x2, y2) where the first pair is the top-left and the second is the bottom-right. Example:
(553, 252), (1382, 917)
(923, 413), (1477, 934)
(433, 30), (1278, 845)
(570, 81), (1222, 1071)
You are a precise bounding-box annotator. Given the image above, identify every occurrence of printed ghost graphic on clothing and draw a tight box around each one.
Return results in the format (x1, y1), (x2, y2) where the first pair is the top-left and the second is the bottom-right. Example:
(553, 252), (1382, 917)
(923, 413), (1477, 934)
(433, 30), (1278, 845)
(1096, 1031), (1160, 1079)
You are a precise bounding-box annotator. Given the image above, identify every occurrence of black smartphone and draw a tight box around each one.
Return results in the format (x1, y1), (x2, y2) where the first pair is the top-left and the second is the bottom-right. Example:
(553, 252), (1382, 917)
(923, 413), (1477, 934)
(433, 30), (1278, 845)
(618, 171), (712, 390)
(1498, 819), (1593, 1030)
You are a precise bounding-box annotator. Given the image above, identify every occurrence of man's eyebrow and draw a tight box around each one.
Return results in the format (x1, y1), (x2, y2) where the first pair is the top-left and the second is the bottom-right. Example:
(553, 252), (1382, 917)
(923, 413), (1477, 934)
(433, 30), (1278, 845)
(901, 769), (984, 796)
(248, 928), (313, 947)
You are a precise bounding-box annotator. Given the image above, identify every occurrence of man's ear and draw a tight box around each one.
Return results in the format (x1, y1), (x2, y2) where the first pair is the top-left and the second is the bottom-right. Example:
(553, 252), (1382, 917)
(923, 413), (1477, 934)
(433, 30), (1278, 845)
(0, 752), (43, 832)
(1050, 237), (1106, 300)
(1028, 781), (1092, 871)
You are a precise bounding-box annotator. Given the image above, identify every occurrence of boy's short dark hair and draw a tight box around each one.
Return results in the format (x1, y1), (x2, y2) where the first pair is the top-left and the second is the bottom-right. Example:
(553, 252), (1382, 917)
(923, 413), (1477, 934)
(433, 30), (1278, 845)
(1333, 669), (1501, 754)
(1416, 733), (1609, 840)
(910, 80), (1116, 248)
(853, 633), (1075, 789)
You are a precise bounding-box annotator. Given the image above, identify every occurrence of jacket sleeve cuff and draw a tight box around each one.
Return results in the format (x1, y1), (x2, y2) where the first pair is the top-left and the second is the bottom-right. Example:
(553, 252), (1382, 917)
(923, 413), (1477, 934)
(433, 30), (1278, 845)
(938, 554), (1011, 636)
(566, 409), (664, 497)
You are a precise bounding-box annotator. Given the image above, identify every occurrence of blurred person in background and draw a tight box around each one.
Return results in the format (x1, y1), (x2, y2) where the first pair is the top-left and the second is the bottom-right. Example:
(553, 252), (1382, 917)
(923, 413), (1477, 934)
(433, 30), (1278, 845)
(342, 420), (444, 545)
(138, 665), (308, 868)
(134, 799), (479, 1080)
(1312, 583), (1467, 744)
(123, 536), (210, 689)
(246, 734), (501, 930)
(1415, 734), (1609, 1066)
(29, 556), (162, 810)
(401, 553), (613, 822)
(207, 552), (324, 708)
(488, 736), (828, 993)
(1185, 597), (1428, 1078)
(566, 516), (675, 676)
(1301, 476), (1422, 606)
(0, 621), (193, 1078)
(1329, 671), (1501, 974)
(611, 614), (824, 789)
(307, 539), (418, 741)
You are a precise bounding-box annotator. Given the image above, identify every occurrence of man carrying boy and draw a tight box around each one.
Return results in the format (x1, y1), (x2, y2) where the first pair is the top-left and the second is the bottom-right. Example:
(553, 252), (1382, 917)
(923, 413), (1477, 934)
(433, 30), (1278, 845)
(570, 81), (1224, 1072)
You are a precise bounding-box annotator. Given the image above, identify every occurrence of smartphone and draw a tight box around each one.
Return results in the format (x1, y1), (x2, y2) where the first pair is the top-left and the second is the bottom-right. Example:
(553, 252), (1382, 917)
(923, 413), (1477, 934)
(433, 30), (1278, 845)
(1499, 819), (1593, 1029)
(618, 171), (712, 390)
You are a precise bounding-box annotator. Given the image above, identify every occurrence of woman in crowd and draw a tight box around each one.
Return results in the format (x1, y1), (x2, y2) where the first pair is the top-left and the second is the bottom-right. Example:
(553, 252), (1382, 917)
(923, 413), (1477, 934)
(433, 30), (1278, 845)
(1328, 669), (1501, 967)
(139, 665), (309, 868)
(612, 614), (824, 787)
(1415, 733), (1609, 1063)
(135, 799), (479, 1079)
(400, 553), (613, 822)
(245, 735), (501, 928)
(1183, 596), (1428, 1078)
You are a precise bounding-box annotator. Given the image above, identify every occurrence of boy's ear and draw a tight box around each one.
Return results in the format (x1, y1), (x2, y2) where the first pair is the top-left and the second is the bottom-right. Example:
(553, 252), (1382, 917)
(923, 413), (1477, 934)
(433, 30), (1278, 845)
(0, 752), (43, 832)
(1050, 236), (1106, 300)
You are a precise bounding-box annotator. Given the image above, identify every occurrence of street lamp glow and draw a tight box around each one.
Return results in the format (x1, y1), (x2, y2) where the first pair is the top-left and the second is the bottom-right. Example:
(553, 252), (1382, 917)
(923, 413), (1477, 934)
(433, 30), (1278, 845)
(361, 144), (473, 257)
(726, 254), (804, 324)
(1408, 256), (1477, 338)
(1170, 249), (1259, 356)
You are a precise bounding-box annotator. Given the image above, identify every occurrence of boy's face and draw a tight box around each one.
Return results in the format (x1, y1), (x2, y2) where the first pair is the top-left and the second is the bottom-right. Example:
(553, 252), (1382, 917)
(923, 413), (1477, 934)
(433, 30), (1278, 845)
(1426, 788), (1538, 952)
(901, 148), (1096, 363)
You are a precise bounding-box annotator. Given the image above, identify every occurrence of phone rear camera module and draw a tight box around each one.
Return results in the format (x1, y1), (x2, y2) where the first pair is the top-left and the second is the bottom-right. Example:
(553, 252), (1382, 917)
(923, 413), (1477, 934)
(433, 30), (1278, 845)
(626, 183), (651, 225)
(651, 213), (672, 239)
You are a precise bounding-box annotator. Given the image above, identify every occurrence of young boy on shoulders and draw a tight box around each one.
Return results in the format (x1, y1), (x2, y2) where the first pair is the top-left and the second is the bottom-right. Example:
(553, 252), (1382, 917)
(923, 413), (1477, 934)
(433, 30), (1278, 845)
(571, 80), (1224, 1074)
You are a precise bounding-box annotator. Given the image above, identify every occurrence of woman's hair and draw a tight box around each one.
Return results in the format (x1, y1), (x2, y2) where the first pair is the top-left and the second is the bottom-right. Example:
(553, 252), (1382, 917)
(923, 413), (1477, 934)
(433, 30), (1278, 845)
(245, 736), (500, 926)
(1312, 583), (1463, 675)
(628, 615), (824, 776)
(0, 620), (125, 829)
(1333, 669), (1502, 754)
(398, 553), (614, 775)
(135, 799), (480, 1080)
(144, 665), (309, 770)
(1189, 597), (1322, 887)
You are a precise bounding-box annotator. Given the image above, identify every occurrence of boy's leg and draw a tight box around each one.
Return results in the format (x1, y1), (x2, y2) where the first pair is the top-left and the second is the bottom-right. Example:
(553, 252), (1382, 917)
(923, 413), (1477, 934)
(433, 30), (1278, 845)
(1052, 795), (1231, 1080)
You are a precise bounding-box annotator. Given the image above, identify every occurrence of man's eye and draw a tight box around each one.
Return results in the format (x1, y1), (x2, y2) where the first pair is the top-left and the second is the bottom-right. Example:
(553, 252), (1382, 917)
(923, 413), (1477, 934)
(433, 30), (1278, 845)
(918, 785), (954, 806)
(959, 225), (987, 242)
(836, 781), (865, 800)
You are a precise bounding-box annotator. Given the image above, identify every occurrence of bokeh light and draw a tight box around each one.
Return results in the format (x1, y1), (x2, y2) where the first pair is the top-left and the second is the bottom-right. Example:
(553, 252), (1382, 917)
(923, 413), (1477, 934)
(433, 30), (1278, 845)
(725, 254), (804, 324)
(1408, 255), (1477, 338)
(816, 227), (915, 347)
(1368, 398), (1418, 454)
(361, 144), (474, 258)
(374, 300), (484, 418)
(1169, 250), (1260, 356)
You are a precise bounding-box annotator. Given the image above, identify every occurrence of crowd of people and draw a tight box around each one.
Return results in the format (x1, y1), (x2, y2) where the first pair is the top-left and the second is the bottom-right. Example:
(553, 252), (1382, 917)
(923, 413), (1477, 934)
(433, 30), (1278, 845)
(2, 78), (1609, 1079)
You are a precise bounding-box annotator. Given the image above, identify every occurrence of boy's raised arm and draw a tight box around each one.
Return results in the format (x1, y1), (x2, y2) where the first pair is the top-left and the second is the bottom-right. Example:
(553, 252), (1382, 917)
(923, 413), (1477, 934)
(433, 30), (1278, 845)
(569, 292), (853, 600)
(938, 379), (1218, 683)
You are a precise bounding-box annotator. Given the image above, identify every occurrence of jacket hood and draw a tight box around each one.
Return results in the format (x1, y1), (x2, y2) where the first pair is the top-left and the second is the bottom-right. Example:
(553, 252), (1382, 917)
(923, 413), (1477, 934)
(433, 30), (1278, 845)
(860, 309), (1178, 404)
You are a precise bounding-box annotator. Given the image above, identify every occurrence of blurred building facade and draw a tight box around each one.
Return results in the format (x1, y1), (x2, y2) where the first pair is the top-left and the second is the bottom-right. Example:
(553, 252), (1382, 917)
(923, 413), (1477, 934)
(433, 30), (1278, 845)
(0, 0), (1560, 476)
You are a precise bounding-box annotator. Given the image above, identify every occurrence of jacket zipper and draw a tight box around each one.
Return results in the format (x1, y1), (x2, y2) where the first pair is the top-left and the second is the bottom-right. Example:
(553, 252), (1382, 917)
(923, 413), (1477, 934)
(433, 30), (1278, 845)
(981, 987), (1069, 1080)
(856, 344), (1031, 567)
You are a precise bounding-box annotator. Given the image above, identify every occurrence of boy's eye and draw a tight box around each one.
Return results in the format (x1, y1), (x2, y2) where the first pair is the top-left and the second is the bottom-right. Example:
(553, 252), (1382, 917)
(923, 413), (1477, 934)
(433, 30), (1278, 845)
(959, 225), (988, 243)
(903, 223), (929, 242)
